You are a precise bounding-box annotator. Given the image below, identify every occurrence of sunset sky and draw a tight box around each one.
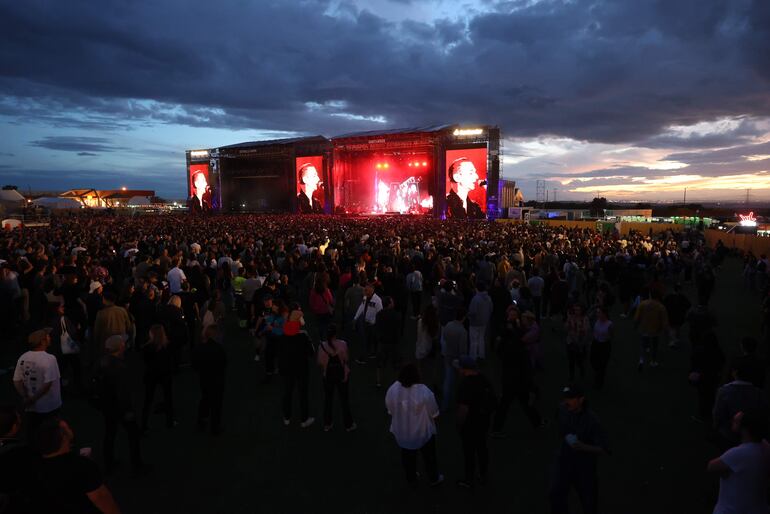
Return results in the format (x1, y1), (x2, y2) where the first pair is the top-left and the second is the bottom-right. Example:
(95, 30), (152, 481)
(1, 0), (769, 201)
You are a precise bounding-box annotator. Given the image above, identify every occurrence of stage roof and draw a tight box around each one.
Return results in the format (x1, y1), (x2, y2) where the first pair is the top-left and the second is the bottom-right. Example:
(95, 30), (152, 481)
(332, 124), (457, 139)
(217, 135), (327, 150)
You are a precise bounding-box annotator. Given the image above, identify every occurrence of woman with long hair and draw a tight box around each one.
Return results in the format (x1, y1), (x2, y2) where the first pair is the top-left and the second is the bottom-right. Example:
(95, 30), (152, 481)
(141, 324), (176, 431)
(385, 363), (444, 487)
(317, 324), (356, 432)
(415, 303), (440, 391)
(309, 271), (335, 343)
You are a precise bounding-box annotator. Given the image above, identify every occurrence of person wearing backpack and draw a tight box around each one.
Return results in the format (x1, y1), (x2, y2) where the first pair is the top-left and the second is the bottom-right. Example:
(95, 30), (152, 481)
(455, 356), (496, 489)
(317, 324), (356, 432)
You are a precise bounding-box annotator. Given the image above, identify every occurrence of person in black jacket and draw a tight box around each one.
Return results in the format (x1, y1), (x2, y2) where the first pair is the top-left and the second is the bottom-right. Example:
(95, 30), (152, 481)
(375, 296), (402, 388)
(141, 324), (176, 432)
(491, 306), (546, 436)
(688, 330), (725, 423)
(193, 324), (227, 435)
(279, 316), (315, 428)
(95, 334), (145, 475)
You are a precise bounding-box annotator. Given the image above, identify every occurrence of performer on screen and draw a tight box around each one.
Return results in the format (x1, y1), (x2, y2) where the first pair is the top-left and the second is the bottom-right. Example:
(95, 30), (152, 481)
(446, 157), (484, 219)
(297, 163), (323, 214)
(188, 170), (211, 213)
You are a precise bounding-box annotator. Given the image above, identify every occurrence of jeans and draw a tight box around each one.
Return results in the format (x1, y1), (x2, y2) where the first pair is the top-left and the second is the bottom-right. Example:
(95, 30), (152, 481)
(493, 384), (541, 431)
(141, 374), (174, 430)
(103, 412), (142, 472)
(469, 325), (486, 359)
(567, 344), (587, 381)
(410, 291), (422, 317)
(640, 335), (659, 363)
(441, 359), (457, 411)
(461, 427), (489, 484)
(323, 379), (354, 428)
(550, 460), (598, 514)
(590, 340), (611, 389)
(282, 373), (310, 421)
(198, 382), (224, 432)
(401, 436), (439, 484)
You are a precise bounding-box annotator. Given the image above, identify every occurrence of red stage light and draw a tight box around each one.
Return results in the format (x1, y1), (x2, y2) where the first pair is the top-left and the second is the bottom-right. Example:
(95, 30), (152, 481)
(384, 163), (389, 169)
(422, 162), (428, 166)
(408, 162), (413, 167)
(376, 163), (382, 169)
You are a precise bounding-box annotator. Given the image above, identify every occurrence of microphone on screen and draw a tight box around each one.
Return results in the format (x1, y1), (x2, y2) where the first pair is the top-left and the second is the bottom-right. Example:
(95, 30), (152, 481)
(478, 180), (487, 188)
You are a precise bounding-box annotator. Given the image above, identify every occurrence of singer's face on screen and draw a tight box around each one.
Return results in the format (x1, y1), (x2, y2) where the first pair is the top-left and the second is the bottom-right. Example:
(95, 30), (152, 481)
(454, 161), (478, 191)
(301, 166), (320, 190)
(193, 173), (208, 196)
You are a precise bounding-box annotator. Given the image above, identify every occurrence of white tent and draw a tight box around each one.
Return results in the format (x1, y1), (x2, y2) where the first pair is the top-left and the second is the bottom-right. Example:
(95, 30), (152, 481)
(32, 197), (81, 210)
(127, 196), (153, 206)
(0, 189), (25, 207)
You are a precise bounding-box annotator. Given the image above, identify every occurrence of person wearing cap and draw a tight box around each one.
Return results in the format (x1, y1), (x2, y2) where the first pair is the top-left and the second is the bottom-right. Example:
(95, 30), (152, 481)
(13, 328), (62, 436)
(86, 280), (104, 335)
(455, 356), (496, 489)
(94, 334), (145, 475)
(550, 384), (610, 514)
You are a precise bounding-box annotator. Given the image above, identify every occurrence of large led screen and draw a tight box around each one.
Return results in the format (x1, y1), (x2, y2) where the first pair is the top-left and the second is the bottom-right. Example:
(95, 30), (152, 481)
(445, 147), (487, 219)
(295, 156), (325, 214)
(188, 163), (212, 213)
(332, 151), (435, 215)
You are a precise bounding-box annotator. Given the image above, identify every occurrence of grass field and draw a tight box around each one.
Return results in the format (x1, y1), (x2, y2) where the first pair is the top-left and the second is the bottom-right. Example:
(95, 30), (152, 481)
(0, 256), (762, 514)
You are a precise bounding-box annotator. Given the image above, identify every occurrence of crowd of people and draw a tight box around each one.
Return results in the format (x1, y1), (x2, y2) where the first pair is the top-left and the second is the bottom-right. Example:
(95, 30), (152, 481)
(0, 211), (766, 513)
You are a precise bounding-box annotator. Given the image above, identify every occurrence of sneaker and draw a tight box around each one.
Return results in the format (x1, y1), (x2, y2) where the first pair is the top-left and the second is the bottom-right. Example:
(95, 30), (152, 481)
(283, 418), (291, 426)
(300, 417), (315, 428)
(430, 474), (445, 487)
(650, 361), (660, 368)
(254, 354), (261, 362)
(345, 423), (358, 432)
(354, 359), (367, 365)
(668, 341), (679, 348)
(456, 480), (472, 489)
(323, 424), (333, 432)
(620, 313), (628, 319)
(490, 431), (507, 439)
(538, 419), (550, 429)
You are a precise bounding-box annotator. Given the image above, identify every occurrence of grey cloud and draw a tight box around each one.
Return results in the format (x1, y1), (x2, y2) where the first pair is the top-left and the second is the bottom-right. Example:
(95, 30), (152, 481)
(29, 136), (125, 153)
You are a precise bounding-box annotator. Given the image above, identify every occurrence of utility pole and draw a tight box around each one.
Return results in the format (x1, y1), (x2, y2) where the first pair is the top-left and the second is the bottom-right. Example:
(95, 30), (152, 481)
(746, 188), (751, 208)
(683, 187), (686, 205)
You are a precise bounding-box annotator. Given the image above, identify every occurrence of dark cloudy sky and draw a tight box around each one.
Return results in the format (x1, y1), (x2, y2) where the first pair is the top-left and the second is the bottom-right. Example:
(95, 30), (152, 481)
(1, 0), (769, 201)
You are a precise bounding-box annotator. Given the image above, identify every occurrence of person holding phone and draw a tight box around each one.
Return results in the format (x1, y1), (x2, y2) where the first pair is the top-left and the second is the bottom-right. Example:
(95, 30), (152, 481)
(550, 384), (610, 514)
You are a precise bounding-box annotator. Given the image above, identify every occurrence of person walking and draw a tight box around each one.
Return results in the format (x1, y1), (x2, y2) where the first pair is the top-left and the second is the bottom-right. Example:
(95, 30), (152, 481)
(589, 307), (613, 389)
(688, 330), (725, 423)
(279, 315), (315, 428)
(550, 384), (610, 514)
(317, 324), (356, 432)
(405, 265), (423, 319)
(376, 296), (402, 387)
(415, 303), (440, 392)
(141, 324), (176, 432)
(353, 283), (382, 364)
(455, 356), (496, 489)
(95, 334), (146, 475)
(492, 306), (546, 436)
(309, 273), (335, 343)
(467, 283), (493, 361)
(441, 308), (468, 411)
(385, 363), (444, 487)
(565, 304), (590, 382)
(193, 324), (227, 435)
(634, 290), (668, 371)
(663, 283), (690, 348)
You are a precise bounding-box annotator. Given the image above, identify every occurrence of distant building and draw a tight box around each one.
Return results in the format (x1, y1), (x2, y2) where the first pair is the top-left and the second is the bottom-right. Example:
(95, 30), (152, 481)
(59, 189), (156, 208)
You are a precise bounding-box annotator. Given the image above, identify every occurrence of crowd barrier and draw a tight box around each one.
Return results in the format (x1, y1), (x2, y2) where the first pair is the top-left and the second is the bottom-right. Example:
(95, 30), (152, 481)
(497, 218), (686, 236)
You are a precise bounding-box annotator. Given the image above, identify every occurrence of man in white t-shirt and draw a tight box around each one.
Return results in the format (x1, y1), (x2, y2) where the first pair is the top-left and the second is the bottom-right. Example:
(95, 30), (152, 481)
(167, 258), (187, 294)
(708, 409), (770, 514)
(13, 328), (62, 435)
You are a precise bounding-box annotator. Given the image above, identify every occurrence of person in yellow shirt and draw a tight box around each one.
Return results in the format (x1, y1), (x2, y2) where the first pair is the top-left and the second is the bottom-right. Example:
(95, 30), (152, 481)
(634, 290), (668, 371)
